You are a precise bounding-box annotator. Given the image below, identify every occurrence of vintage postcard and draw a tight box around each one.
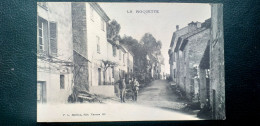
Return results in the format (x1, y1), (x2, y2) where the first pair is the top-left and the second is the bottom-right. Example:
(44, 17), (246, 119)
(37, 2), (225, 122)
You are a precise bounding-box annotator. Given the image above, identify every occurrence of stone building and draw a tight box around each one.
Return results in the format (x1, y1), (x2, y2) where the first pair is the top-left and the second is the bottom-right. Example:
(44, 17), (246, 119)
(209, 4), (225, 120)
(168, 4), (225, 120)
(107, 40), (134, 96)
(179, 22), (211, 101)
(198, 4), (225, 120)
(169, 20), (211, 101)
(72, 2), (115, 97)
(168, 25), (190, 83)
(71, 3), (134, 97)
(37, 2), (74, 104)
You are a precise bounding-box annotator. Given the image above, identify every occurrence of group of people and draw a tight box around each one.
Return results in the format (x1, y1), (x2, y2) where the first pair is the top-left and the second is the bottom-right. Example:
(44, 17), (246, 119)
(118, 77), (140, 103)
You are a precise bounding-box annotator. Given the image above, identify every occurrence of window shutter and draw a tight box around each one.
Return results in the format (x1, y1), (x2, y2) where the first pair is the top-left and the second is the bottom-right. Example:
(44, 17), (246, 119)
(49, 22), (57, 56)
(97, 36), (100, 53)
(60, 75), (65, 89)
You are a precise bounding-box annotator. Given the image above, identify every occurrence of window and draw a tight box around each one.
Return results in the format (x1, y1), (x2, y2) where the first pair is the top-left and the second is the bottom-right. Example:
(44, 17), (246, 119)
(119, 50), (121, 60)
(49, 22), (57, 56)
(37, 16), (57, 57)
(98, 68), (101, 85)
(60, 75), (65, 89)
(174, 69), (176, 78)
(112, 67), (114, 78)
(90, 7), (94, 21)
(38, 21), (44, 51)
(97, 36), (100, 53)
(101, 18), (105, 31)
(37, 81), (46, 103)
(113, 45), (117, 57)
(123, 54), (125, 63)
(119, 69), (121, 78)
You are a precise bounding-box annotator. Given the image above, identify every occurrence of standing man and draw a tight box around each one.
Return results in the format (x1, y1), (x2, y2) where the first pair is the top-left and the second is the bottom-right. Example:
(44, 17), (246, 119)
(132, 77), (140, 101)
(119, 77), (126, 103)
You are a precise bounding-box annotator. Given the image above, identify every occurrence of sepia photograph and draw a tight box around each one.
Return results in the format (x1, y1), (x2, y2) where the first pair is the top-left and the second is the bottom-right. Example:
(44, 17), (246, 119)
(37, 2), (225, 122)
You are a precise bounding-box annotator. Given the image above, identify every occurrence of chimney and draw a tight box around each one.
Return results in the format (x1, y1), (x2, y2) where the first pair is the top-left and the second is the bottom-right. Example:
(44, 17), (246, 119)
(188, 21), (197, 32)
(196, 22), (202, 28)
(176, 25), (179, 31)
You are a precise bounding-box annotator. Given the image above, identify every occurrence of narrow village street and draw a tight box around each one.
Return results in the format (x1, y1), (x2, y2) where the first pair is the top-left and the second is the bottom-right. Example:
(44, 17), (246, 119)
(136, 80), (200, 117)
(99, 79), (201, 120)
(38, 79), (200, 122)
(137, 80), (187, 110)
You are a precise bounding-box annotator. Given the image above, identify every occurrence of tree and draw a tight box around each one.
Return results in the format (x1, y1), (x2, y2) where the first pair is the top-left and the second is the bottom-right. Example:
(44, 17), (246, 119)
(119, 35), (140, 54)
(102, 60), (118, 71)
(107, 20), (121, 41)
(140, 33), (164, 55)
(157, 40), (162, 50)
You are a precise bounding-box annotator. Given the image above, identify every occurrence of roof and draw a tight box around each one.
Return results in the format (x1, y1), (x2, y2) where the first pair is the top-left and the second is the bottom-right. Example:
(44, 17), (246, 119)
(170, 18), (211, 50)
(119, 45), (127, 53)
(89, 3), (110, 22)
(118, 43), (134, 56)
(170, 26), (189, 47)
(179, 27), (208, 51)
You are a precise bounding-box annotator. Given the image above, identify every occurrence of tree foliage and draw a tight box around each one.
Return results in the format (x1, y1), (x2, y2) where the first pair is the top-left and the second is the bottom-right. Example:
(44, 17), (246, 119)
(140, 33), (162, 54)
(107, 19), (165, 84)
(107, 20), (121, 41)
(102, 60), (118, 71)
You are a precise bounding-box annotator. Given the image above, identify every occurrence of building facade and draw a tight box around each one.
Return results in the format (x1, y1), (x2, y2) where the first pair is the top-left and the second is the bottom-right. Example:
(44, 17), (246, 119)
(71, 2), (134, 97)
(209, 4), (225, 120)
(175, 21), (211, 101)
(169, 20), (211, 100)
(37, 2), (74, 104)
(72, 2), (115, 97)
(198, 4), (225, 119)
(168, 4), (225, 120)
(168, 25), (190, 83)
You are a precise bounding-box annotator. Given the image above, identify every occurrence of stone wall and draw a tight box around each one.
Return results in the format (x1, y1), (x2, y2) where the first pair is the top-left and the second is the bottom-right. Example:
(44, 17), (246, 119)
(177, 29), (210, 100)
(73, 51), (89, 91)
(71, 3), (89, 91)
(210, 4), (225, 120)
(185, 29), (210, 100)
(71, 2), (87, 58)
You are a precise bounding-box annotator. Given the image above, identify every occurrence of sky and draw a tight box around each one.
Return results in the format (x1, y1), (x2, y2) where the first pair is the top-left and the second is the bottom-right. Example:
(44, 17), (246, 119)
(99, 3), (211, 74)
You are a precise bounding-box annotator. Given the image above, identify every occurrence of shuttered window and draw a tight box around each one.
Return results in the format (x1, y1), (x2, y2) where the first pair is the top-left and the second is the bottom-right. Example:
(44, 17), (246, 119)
(38, 17), (48, 53)
(97, 36), (100, 53)
(119, 50), (121, 60)
(60, 75), (65, 89)
(112, 67), (115, 78)
(113, 45), (117, 57)
(49, 22), (57, 56)
(123, 54), (125, 63)
(38, 22), (44, 51)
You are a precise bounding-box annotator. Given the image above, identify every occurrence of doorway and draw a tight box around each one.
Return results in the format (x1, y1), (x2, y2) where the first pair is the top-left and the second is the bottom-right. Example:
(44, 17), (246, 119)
(37, 81), (46, 103)
(212, 89), (216, 119)
(206, 77), (210, 101)
(98, 68), (101, 85)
